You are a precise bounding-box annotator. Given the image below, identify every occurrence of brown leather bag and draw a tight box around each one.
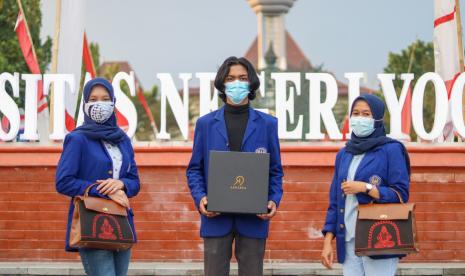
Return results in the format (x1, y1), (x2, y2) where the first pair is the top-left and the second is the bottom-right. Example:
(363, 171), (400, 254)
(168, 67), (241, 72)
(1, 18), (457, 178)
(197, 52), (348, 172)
(69, 184), (135, 250)
(355, 190), (419, 256)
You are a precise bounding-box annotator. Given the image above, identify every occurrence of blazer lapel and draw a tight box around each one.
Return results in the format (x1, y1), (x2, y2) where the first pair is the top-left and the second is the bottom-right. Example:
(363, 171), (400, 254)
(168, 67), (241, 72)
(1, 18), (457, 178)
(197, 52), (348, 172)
(339, 151), (353, 182)
(214, 106), (229, 144)
(241, 108), (259, 150)
(354, 152), (376, 180)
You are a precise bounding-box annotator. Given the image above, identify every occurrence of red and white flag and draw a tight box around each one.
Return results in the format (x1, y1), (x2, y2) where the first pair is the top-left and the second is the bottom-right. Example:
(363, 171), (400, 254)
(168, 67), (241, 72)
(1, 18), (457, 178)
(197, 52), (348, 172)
(341, 115), (349, 141)
(433, 0), (463, 141)
(82, 33), (96, 78)
(136, 79), (158, 135)
(401, 87), (412, 139)
(15, 8), (49, 141)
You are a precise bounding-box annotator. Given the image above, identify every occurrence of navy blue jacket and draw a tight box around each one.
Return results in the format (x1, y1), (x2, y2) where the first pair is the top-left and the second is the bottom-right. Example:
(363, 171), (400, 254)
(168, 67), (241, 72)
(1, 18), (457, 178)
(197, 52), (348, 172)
(322, 143), (410, 263)
(56, 132), (140, 251)
(186, 106), (284, 239)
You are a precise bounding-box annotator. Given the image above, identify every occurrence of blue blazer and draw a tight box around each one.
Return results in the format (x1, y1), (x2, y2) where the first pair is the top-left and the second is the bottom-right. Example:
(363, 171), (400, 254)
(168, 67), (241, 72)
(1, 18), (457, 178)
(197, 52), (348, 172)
(322, 142), (410, 263)
(186, 106), (284, 239)
(56, 132), (140, 251)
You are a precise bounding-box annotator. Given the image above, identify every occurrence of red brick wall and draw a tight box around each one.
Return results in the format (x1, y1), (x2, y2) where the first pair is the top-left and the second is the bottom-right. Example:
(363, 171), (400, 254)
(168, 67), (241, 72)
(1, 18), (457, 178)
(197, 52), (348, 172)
(0, 145), (464, 262)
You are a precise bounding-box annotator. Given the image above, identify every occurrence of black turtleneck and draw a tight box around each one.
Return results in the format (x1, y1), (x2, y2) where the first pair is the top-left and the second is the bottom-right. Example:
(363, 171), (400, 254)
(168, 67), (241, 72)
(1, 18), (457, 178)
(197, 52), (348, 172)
(224, 103), (249, 152)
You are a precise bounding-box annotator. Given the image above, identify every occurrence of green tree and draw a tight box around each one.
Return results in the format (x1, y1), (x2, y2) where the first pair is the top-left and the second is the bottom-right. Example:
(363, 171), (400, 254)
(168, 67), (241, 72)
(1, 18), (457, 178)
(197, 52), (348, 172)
(383, 40), (435, 139)
(0, 0), (52, 107)
(89, 42), (100, 71)
(100, 63), (163, 141)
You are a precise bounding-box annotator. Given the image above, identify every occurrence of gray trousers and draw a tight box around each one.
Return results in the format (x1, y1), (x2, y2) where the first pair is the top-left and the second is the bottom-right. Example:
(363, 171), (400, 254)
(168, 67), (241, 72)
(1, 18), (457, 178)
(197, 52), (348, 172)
(203, 231), (266, 276)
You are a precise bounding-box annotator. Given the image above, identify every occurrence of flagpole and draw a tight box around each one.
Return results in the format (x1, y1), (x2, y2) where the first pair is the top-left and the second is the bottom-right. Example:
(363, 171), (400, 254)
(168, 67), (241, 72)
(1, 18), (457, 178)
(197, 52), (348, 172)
(456, 0), (464, 71)
(455, 0), (465, 141)
(407, 40), (417, 74)
(49, 0), (61, 134)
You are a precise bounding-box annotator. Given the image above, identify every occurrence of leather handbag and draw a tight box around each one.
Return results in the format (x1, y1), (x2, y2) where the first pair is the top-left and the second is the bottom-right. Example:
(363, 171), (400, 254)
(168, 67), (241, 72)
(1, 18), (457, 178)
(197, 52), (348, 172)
(69, 184), (135, 250)
(355, 189), (419, 256)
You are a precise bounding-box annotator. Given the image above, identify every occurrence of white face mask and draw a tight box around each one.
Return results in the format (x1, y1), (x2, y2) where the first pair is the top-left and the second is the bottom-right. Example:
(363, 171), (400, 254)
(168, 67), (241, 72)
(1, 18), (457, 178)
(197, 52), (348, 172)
(350, 116), (376, 137)
(84, 101), (114, 124)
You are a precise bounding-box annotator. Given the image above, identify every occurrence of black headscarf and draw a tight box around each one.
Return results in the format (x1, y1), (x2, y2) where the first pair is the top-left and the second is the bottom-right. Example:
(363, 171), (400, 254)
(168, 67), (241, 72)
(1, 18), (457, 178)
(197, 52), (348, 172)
(72, 78), (127, 144)
(345, 94), (410, 175)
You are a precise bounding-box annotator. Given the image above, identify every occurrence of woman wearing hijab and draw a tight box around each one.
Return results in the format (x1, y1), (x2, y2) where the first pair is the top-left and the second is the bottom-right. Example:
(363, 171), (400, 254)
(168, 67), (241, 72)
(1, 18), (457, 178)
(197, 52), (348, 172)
(320, 94), (410, 276)
(56, 78), (140, 276)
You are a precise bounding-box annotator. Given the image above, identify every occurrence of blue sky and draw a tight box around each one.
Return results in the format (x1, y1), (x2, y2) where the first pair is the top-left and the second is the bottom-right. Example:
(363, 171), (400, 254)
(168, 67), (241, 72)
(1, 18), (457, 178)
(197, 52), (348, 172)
(40, 0), (449, 90)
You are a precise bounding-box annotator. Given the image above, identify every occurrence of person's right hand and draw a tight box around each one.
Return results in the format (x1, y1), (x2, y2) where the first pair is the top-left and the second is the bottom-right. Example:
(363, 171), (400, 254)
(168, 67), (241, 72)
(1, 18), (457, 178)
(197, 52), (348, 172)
(199, 196), (220, 218)
(321, 239), (334, 269)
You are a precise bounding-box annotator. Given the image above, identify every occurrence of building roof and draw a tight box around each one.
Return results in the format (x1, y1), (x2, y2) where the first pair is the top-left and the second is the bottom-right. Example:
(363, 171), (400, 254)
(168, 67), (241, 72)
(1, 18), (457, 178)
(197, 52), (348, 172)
(243, 31), (375, 95)
(100, 61), (132, 75)
(244, 31), (312, 71)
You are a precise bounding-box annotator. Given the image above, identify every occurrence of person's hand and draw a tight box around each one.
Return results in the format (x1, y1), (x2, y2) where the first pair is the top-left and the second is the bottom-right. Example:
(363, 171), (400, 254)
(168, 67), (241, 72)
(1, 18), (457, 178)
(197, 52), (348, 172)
(257, 201), (277, 220)
(199, 196), (220, 218)
(341, 181), (366, 195)
(108, 190), (130, 208)
(96, 178), (125, 195)
(321, 240), (334, 269)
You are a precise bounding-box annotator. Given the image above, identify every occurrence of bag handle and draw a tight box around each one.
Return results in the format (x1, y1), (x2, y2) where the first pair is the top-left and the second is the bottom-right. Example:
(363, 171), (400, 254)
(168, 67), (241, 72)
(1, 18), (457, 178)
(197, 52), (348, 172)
(82, 183), (130, 209)
(84, 183), (99, 197)
(389, 187), (404, 203)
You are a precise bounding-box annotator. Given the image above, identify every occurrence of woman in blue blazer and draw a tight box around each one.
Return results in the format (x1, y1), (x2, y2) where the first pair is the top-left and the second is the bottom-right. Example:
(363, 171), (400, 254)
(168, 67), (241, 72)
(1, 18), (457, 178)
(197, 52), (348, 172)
(321, 94), (410, 276)
(186, 57), (283, 276)
(56, 78), (140, 276)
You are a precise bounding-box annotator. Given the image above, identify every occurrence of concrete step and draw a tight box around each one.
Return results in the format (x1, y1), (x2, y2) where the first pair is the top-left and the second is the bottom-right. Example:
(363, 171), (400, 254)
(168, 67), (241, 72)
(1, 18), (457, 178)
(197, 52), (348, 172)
(0, 262), (464, 275)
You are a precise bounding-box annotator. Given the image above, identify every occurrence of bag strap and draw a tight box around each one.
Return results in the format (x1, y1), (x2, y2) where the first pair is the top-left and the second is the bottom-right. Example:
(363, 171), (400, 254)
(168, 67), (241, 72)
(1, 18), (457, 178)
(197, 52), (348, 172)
(389, 187), (404, 203)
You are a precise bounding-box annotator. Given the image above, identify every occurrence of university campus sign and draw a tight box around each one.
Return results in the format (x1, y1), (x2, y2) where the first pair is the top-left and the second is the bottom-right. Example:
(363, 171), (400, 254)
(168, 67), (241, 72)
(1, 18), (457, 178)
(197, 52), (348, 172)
(1, 71), (465, 142)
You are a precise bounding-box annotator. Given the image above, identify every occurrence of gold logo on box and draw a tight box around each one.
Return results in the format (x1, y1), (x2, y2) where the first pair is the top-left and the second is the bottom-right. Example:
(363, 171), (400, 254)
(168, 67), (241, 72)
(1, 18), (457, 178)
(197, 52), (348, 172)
(230, 175), (247, 190)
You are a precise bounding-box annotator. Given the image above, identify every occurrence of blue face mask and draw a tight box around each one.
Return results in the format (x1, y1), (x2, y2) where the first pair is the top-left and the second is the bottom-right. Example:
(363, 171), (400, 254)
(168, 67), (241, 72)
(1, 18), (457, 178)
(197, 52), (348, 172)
(350, 116), (376, 137)
(225, 80), (250, 104)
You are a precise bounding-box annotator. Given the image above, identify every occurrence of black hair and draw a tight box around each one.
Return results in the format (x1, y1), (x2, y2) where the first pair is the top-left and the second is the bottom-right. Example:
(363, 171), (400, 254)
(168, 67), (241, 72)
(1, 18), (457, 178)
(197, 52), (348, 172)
(214, 56), (260, 102)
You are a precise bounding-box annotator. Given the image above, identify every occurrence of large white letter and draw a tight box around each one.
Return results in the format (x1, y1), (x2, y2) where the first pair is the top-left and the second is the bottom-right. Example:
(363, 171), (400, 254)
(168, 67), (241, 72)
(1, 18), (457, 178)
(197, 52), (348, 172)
(450, 72), (465, 137)
(43, 74), (76, 140)
(378, 73), (414, 140)
(344, 73), (364, 135)
(75, 72), (93, 127)
(0, 73), (20, 141)
(306, 73), (342, 140)
(112, 71), (137, 138)
(256, 71), (269, 114)
(411, 72), (448, 141)
(156, 73), (191, 140)
(196, 72), (219, 116)
(21, 74), (43, 140)
(272, 72), (303, 139)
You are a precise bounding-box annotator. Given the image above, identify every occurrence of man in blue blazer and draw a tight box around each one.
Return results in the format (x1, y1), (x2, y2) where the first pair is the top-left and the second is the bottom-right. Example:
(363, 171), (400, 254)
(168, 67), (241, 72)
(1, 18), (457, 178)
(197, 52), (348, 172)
(186, 57), (283, 276)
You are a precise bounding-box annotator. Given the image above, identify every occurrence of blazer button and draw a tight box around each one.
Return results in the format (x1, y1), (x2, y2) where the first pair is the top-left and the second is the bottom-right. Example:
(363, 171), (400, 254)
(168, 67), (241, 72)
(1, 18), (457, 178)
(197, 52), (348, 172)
(108, 170), (113, 175)
(340, 224), (345, 229)
(340, 208), (344, 213)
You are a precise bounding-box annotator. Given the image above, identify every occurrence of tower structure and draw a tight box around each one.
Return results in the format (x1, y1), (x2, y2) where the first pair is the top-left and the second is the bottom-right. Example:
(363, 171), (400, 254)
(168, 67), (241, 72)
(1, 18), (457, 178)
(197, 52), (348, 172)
(247, 0), (296, 70)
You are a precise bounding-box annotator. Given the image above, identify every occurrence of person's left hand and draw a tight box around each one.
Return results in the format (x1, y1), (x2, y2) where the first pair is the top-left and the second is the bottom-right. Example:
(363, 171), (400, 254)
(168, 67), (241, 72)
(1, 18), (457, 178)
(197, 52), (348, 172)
(341, 181), (366, 195)
(108, 190), (130, 208)
(257, 201), (277, 220)
(96, 178), (125, 195)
